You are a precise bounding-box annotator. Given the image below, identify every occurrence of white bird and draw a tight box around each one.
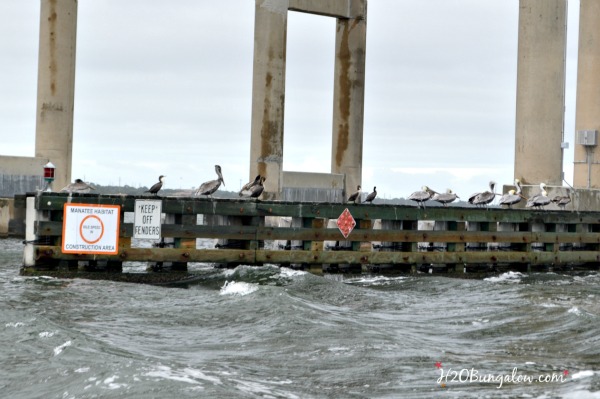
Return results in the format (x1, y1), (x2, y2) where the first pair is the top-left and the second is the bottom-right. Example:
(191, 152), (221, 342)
(195, 165), (225, 198)
(408, 186), (436, 209)
(61, 179), (95, 194)
(526, 183), (551, 209)
(552, 188), (572, 210)
(432, 189), (459, 207)
(347, 185), (362, 203)
(469, 181), (497, 208)
(145, 175), (165, 195)
(365, 186), (377, 204)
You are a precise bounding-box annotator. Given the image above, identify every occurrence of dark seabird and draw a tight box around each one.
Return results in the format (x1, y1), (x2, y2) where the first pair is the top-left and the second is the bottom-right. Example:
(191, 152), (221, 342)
(432, 189), (459, 207)
(552, 188), (572, 210)
(347, 185), (361, 203)
(526, 183), (551, 209)
(365, 186), (377, 204)
(61, 179), (95, 194)
(239, 175), (261, 197)
(195, 165), (225, 197)
(499, 179), (524, 209)
(240, 176), (265, 198)
(408, 186), (436, 209)
(145, 175), (165, 195)
(469, 181), (497, 208)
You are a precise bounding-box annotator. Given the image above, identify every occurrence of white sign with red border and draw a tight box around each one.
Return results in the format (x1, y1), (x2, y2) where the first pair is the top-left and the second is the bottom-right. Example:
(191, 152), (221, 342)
(62, 204), (121, 254)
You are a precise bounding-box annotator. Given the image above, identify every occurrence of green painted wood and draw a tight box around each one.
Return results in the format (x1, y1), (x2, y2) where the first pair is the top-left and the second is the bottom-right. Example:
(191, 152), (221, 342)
(34, 245), (600, 266)
(31, 192), (600, 224)
(34, 220), (600, 244)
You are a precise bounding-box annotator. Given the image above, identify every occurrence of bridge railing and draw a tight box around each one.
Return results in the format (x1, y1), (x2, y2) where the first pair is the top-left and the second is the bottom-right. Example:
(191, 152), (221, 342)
(19, 192), (600, 274)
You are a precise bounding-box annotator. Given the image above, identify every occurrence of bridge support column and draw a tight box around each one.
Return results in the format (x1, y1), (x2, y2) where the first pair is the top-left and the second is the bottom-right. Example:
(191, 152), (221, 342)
(574, 0), (600, 188)
(514, 0), (567, 186)
(331, 14), (367, 196)
(35, 0), (78, 192)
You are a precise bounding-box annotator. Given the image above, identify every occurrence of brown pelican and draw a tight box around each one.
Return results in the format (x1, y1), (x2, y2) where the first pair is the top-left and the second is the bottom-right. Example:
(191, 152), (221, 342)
(499, 190), (521, 208)
(145, 175), (165, 195)
(469, 181), (497, 208)
(365, 186), (377, 204)
(526, 183), (551, 209)
(195, 165), (225, 197)
(239, 175), (261, 197)
(347, 185), (361, 203)
(408, 186), (436, 209)
(499, 179), (524, 209)
(552, 188), (572, 210)
(432, 189), (459, 207)
(240, 176), (265, 198)
(61, 179), (95, 193)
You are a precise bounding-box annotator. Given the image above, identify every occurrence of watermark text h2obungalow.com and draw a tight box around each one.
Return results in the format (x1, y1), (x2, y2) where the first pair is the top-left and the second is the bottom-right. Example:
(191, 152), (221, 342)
(437, 367), (567, 389)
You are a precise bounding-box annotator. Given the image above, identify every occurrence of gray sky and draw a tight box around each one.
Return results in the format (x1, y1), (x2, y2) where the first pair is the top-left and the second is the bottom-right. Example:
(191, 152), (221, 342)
(1, 1), (580, 199)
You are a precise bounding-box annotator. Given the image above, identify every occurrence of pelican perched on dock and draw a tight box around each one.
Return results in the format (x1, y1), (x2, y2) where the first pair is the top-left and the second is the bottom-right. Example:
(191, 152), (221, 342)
(61, 179), (95, 194)
(526, 182), (551, 209)
(145, 175), (165, 195)
(195, 165), (225, 198)
(499, 179), (524, 209)
(239, 175), (261, 196)
(469, 181), (497, 208)
(552, 188), (572, 210)
(365, 186), (377, 204)
(240, 176), (265, 198)
(499, 190), (521, 208)
(408, 186), (436, 209)
(432, 189), (459, 207)
(347, 185), (361, 203)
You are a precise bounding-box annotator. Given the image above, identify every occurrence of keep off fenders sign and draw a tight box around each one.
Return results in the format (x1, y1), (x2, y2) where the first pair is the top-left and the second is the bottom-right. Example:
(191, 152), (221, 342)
(62, 204), (121, 254)
(133, 199), (162, 240)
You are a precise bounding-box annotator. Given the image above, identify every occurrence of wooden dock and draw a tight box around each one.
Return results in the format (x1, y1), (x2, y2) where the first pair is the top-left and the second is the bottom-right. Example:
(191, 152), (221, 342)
(18, 192), (600, 279)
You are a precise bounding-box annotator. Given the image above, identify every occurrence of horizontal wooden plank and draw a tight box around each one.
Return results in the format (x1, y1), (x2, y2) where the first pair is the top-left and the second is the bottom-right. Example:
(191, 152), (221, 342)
(35, 220), (600, 244)
(30, 192), (600, 224)
(33, 245), (600, 266)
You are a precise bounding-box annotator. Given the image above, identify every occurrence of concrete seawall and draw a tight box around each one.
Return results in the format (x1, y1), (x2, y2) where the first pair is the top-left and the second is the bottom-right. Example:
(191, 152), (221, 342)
(0, 198), (25, 238)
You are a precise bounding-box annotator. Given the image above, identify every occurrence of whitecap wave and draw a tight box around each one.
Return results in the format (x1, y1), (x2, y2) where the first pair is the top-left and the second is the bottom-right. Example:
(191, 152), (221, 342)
(53, 340), (71, 356)
(144, 365), (221, 385)
(220, 281), (258, 296)
(279, 267), (306, 278)
(571, 370), (595, 379)
(484, 271), (525, 283)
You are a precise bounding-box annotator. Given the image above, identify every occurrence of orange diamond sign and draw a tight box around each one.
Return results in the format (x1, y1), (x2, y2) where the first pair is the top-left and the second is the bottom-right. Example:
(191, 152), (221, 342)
(337, 208), (356, 239)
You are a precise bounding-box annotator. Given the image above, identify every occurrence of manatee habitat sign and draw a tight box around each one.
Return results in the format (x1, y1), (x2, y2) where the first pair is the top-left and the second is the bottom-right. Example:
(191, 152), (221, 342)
(62, 204), (121, 254)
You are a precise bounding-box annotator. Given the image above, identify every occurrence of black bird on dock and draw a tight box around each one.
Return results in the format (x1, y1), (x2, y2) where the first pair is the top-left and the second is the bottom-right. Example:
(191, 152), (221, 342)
(239, 175), (261, 196)
(347, 185), (361, 203)
(195, 165), (225, 198)
(145, 175), (165, 195)
(365, 186), (377, 204)
(240, 176), (266, 198)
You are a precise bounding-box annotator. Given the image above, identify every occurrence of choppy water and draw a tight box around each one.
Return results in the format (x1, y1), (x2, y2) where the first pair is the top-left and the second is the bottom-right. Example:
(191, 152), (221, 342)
(1, 237), (600, 398)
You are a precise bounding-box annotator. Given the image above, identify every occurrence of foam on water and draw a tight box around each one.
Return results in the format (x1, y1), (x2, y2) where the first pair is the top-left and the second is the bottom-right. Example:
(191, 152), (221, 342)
(219, 281), (259, 296)
(53, 340), (72, 356)
(484, 271), (525, 283)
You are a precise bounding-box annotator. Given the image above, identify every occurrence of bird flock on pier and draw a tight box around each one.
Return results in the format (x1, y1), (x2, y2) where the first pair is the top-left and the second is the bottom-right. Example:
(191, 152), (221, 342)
(61, 167), (572, 210)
